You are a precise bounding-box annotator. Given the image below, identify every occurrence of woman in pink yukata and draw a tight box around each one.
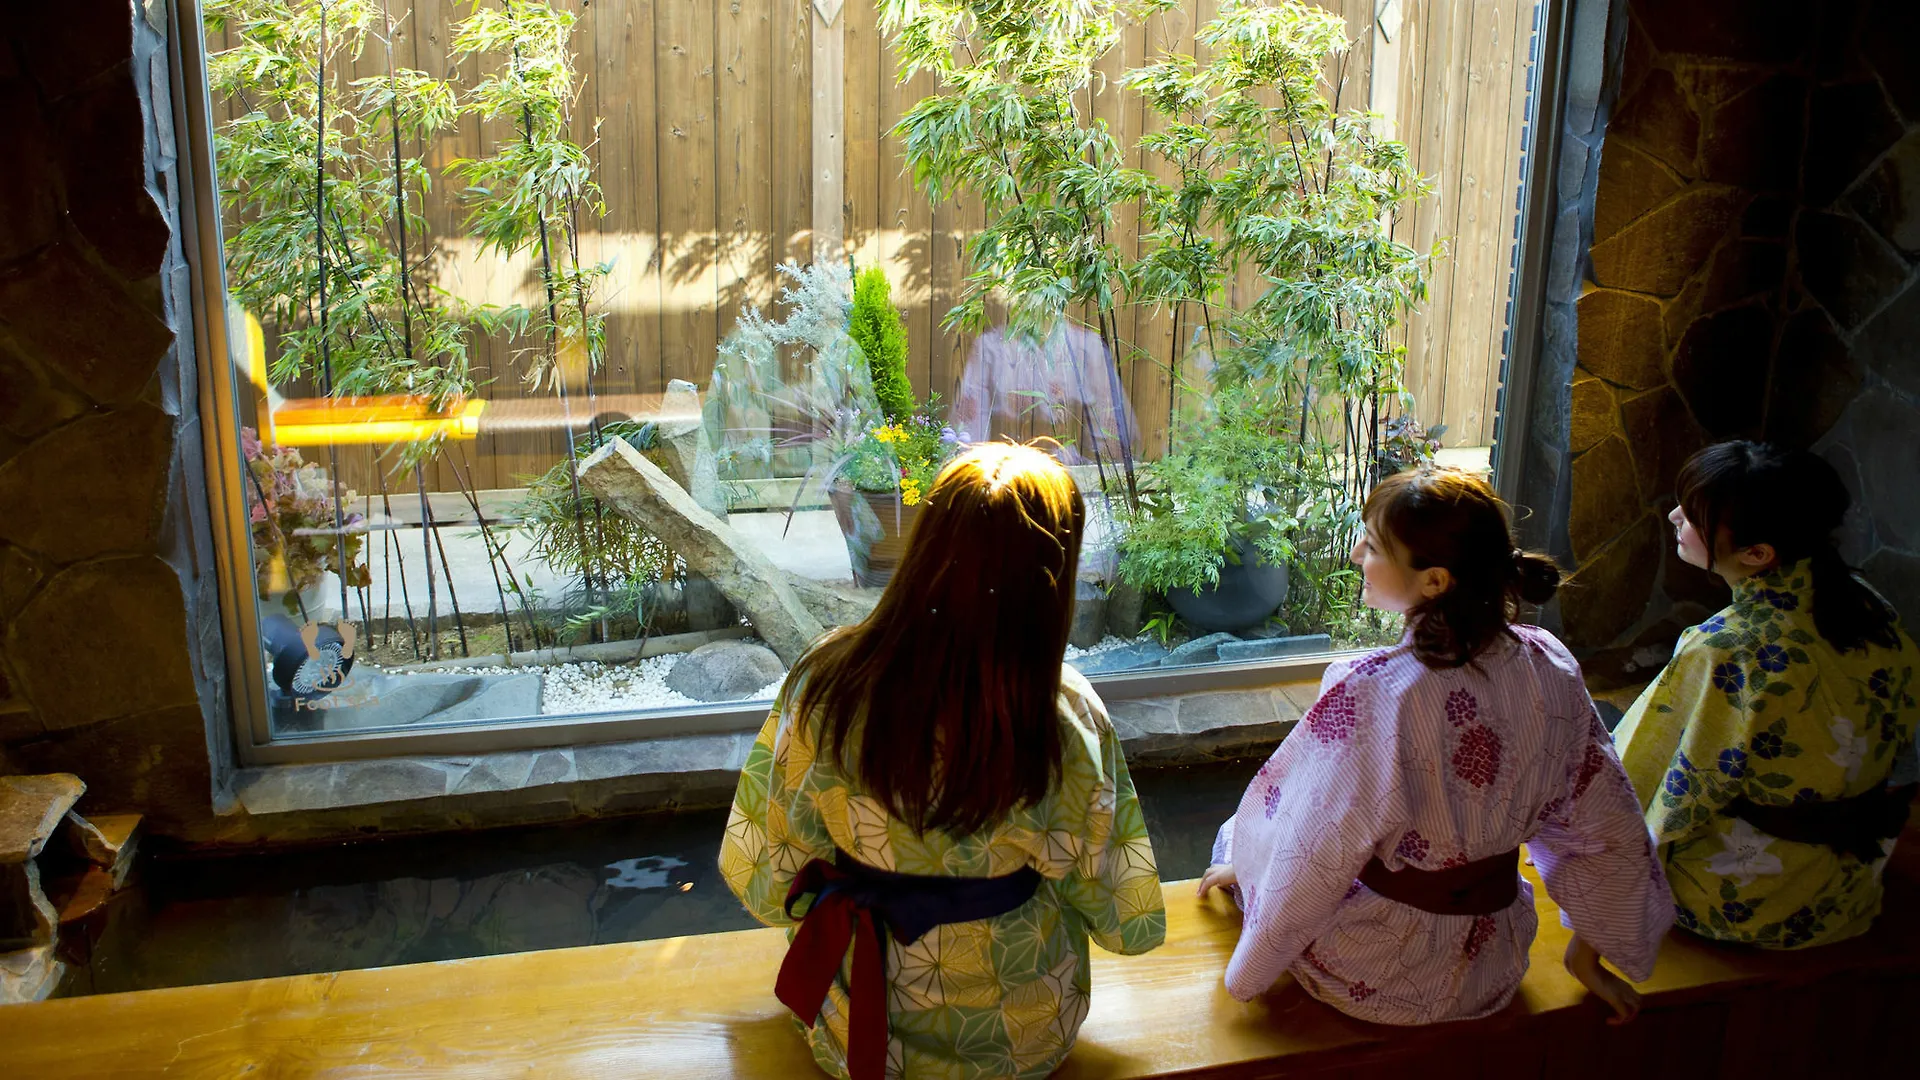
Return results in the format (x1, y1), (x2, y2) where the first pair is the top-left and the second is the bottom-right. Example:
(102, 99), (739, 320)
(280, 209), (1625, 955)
(1197, 467), (1673, 1026)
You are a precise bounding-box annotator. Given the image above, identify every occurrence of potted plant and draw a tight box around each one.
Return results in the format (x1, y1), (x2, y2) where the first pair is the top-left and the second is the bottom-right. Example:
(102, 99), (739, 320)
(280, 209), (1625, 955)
(824, 267), (965, 586)
(242, 426), (371, 618)
(708, 262), (963, 588)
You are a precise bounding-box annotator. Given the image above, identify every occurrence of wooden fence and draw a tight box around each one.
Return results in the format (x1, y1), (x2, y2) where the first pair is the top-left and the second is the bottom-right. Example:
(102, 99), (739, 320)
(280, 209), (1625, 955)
(220, 0), (1536, 497)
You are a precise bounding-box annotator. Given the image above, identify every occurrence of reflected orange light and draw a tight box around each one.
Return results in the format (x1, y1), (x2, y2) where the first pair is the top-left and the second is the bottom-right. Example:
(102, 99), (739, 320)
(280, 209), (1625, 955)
(270, 396), (487, 447)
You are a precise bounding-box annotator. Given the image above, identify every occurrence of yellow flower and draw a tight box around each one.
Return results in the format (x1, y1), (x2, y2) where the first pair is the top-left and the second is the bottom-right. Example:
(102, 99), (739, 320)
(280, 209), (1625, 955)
(902, 486), (922, 506)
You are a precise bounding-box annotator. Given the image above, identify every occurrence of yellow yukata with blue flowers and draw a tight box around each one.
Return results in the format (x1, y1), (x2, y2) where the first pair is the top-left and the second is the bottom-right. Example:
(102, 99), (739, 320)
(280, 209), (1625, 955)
(1615, 561), (1918, 948)
(719, 664), (1166, 1079)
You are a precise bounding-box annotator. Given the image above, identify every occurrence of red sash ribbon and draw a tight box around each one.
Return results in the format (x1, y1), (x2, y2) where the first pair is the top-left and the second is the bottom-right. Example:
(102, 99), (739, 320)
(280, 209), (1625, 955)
(775, 860), (890, 1080)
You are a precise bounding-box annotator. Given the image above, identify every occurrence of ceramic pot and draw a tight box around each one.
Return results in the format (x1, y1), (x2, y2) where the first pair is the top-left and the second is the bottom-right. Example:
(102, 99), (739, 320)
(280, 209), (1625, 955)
(827, 484), (923, 588)
(1164, 535), (1290, 633)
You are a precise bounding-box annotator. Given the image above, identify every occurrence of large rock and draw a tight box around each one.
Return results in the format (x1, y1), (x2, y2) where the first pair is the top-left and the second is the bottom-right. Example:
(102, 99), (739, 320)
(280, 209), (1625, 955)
(1562, 514), (1663, 648)
(0, 773), (84, 862)
(1577, 288), (1666, 390)
(1700, 73), (1806, 191)
(667, 640), (786, 702)
(1796, 211), (1908, 332)
(0, 403), (173, 563)
(1105, 580), (1147, 639)
(0, 244), (172, 406)
(1671, 303), (1773, 438)
(1637, 0), (1800, 63)
(1620, 386), (1708, 505)
(1590, 186), (1748, 296)
(1568, 377), (1616, 454)
(0, 944), (59, 1005)
(0, 859), (55, 952)
(1593, 144), (1684, 246)
(1847, 390), (1920, 549)
(1764, 310), (1861, 446)
(1864, 2), (1920, 121)
(781, 573), (882, 628)
(578, 438), (824, 665)
(1850, 129), (1920, 256)
(1568, 435), (1641, 563)
(4, 556), (199, 731)
(641, 380), (727, 520)
(1607, 69), (1699, 176)
(1069, 579), (1107, 649)
(1805, 81), (1905, 207)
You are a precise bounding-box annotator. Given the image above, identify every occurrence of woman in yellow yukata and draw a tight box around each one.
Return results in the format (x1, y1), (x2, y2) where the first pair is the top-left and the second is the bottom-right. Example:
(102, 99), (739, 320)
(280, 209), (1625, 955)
(719, 442), (1166, 1080)
(1616, 442), (1918, 949)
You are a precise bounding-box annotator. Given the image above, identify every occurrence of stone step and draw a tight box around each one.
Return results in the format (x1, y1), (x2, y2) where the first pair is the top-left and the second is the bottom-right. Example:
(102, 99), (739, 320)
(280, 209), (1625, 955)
(63, 812), (141, 889)
(0, 775), (84, 865)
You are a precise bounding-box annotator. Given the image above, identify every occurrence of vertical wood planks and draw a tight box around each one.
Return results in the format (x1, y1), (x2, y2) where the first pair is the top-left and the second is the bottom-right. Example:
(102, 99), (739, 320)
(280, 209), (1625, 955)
(1443, 0), (1522, 446)
(656, 0), (719, 396)
(597, 0), (664, 430)
(212, 0), (1540, 500)
(718, 0), (776, 332)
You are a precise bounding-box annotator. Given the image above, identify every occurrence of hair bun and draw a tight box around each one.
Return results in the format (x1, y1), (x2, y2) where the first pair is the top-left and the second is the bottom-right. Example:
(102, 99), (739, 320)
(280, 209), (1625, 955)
(1512, 548), (1563, 605)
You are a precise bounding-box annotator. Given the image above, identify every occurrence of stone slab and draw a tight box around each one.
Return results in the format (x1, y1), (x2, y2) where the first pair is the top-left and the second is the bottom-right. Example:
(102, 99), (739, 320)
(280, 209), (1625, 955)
(0, 774), (84, 864)
(63, 811), (141, 888)
(1216, 635), (1333, 664)
(271, 671), (544, 734)
(0, 859), (55, 953)
(0, 944), (59, 1006)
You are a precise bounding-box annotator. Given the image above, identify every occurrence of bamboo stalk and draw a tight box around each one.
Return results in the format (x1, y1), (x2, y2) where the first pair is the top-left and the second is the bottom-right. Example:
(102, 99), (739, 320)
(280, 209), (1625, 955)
(443, 444), (533, 653)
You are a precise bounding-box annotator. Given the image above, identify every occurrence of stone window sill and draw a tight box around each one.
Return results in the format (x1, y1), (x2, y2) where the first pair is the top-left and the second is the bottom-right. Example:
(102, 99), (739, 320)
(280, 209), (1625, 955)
(224, 681), (1319, 840)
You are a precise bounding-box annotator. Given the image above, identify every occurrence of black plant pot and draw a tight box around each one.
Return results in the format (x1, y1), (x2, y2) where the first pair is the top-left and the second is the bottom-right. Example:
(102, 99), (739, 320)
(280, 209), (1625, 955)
(1165, 536), (1290, 633)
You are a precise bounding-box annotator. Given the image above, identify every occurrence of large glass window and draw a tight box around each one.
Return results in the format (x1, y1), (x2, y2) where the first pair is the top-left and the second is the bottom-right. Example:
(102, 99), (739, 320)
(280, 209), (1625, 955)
(193, 0), (1547, 749)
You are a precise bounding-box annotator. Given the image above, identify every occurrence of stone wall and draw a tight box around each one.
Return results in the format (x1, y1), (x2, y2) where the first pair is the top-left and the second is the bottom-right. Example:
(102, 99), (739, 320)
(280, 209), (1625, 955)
(0, 2), (229, 831)
(1560, 0), (1920, 683)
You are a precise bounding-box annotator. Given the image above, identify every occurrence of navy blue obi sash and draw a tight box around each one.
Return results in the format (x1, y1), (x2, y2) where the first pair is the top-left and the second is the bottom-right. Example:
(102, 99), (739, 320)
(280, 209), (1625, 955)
(775, 849), (1043, 1080)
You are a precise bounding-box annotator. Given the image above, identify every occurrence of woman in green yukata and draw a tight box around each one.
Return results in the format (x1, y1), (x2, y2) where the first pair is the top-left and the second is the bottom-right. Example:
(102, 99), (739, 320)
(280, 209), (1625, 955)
(720, 441), (1165, 1080)
(1616, 441), (1918, 950)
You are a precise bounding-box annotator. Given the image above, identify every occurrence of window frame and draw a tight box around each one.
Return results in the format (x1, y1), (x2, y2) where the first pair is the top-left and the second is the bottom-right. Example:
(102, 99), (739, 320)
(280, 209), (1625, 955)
(174, 0), (1575, 767)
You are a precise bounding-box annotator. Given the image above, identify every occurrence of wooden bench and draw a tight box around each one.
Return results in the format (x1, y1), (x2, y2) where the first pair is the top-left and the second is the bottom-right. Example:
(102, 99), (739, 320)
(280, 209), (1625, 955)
(3, 831), (1917, 1078)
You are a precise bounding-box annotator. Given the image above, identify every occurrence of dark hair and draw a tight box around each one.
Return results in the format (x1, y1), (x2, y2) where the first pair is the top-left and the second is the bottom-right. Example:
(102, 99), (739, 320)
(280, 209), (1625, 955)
(787, 442), (1081, 836)
(1364, 467), (1562, 669)
(1675, 441), (1898, 653)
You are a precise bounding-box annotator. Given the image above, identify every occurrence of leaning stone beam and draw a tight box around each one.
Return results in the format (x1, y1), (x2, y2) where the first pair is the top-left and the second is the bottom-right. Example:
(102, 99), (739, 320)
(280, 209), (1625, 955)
(579, 438), (826, 666)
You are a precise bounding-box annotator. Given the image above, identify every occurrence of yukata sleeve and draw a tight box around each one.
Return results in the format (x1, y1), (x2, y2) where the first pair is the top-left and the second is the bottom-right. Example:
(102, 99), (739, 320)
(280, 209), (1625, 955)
(718, 699), (836, 928)
(1616, 639), (1753, 846)
(1060, 708), (1167, 956)
(1222, 672), (1408, 1002)
(1530, 701), (1674, 982)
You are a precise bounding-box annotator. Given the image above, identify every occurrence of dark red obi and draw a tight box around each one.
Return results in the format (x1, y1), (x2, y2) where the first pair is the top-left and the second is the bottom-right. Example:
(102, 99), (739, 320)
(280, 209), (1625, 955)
(775, 850), (1043, 1080)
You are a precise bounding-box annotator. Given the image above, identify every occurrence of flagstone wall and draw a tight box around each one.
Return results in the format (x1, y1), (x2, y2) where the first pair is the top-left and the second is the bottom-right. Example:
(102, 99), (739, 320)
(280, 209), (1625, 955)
(1558, 0), (1920, 682)
(0, 1), (232, 830)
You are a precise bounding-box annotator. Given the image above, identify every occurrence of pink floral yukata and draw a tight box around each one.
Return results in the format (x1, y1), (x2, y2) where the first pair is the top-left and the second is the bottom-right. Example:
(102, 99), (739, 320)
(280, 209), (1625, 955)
(1211, 623), (1673, 1024)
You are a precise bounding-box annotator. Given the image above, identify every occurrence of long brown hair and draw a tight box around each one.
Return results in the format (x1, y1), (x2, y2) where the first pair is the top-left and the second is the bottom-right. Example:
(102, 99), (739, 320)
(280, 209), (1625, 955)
(1364, 467), (1562, 668)
(789, 442), (1084, 836)
(1677, 441), (1898, 653)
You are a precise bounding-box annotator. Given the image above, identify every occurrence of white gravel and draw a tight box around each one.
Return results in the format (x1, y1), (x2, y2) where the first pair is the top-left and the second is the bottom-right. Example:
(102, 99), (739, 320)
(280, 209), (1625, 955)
(1065, 634), (1159, 659)
(390, 632), (1158, 715)
(396, 653), (784, 715)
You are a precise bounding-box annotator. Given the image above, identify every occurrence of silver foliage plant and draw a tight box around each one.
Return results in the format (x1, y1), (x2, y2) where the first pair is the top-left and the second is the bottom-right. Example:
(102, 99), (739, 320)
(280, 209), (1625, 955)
(706, 261), (883, 487)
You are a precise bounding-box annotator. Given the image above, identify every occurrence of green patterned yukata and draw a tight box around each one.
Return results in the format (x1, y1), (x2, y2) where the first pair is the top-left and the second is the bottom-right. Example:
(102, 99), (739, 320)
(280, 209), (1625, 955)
(719, 664), (1166, 1079)
(1615, 561), (1918, 948)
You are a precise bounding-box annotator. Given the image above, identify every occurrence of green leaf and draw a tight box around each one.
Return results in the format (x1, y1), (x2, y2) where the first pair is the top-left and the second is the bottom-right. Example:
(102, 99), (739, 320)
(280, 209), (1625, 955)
(1756, 773), (1794, 789)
